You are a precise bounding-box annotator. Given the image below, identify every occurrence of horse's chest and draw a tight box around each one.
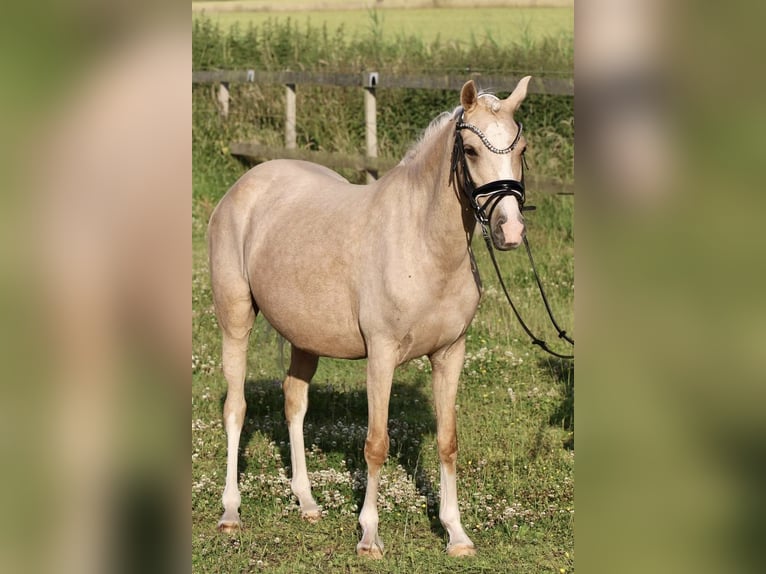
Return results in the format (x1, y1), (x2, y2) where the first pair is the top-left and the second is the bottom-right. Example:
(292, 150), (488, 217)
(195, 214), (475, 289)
(392, 272), (480, 359)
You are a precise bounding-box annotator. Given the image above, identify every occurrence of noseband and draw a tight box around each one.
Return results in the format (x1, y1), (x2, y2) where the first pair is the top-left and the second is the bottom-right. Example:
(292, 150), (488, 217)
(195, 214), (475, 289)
(450, 110), (533, 226)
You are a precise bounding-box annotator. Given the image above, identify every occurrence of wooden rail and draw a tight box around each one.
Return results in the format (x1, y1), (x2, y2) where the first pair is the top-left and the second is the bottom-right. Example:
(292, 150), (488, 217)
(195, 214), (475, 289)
(194, 69), (574, 190)
(192, 69), (574, 96)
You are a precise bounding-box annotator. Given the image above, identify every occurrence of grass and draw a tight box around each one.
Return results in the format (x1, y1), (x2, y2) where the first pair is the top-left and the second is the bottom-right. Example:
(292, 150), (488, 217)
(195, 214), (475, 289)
(192, 6), (574, 47)
(192, 136), (574, 572)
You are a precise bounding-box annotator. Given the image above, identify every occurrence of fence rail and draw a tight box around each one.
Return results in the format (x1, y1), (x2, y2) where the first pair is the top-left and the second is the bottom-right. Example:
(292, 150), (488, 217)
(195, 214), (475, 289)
(192, 69), (574, 95)
(194, 69), (574, 190)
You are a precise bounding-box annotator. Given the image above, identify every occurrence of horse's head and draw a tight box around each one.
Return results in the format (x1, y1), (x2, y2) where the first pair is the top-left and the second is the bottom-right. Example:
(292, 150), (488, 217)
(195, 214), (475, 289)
(456, 77), (532, 250)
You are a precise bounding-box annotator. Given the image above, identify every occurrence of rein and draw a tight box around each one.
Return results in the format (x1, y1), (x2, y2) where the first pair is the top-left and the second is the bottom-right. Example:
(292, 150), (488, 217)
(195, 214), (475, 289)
(450, 110), (574, 360)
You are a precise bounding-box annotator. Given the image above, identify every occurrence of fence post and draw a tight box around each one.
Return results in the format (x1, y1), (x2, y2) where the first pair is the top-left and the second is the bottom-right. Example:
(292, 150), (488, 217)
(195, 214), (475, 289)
(363, 72), (379, 182)
(217, 81), (230, 118)
(285, 83), (296, 149)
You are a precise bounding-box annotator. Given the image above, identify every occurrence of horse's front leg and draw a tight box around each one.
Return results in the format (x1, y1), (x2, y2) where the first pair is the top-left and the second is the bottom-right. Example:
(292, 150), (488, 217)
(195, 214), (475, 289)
(356, 343), (396, 559)
(430, 336), (476, 556)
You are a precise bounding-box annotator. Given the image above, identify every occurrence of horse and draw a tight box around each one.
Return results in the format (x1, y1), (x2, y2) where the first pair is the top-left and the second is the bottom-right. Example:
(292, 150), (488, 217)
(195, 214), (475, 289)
(208, 77), (532, 557)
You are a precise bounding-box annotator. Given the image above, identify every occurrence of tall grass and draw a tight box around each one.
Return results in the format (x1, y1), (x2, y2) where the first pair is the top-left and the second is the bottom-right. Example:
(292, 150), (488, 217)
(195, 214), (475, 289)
(192, 16), (574, 187)
(192, 15), (573, 73)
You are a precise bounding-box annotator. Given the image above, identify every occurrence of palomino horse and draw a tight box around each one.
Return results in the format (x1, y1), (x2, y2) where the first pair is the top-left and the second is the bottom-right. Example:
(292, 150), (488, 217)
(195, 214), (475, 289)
(208, 77), (532, 557)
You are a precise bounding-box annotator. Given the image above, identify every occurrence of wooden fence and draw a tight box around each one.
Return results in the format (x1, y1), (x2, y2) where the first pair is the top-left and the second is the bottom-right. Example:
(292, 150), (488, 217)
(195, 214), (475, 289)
(192, 69), (574, 191)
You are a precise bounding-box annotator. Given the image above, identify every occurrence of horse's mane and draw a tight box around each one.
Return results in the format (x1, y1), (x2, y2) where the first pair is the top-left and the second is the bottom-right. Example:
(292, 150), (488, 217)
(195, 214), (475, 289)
(399, 106), (460, 166)
(399, 92), (501, 166)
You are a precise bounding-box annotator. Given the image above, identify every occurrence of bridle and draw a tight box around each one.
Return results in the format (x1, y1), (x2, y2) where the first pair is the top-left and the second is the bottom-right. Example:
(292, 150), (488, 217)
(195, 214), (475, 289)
(450, 110), (532, 227)
(450, 109), (575, 360)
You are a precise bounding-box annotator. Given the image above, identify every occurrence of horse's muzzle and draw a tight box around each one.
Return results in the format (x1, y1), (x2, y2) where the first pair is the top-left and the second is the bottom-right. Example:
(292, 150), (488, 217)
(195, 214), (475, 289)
(493, 217), (525, 250)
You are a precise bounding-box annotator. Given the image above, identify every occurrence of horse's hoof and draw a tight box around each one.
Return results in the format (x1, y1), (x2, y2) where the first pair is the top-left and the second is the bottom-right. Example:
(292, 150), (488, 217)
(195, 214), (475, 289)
(447, 543), (476, 557)
(301, 508), (322, 523)
(217, 517), (241, 533)
(356, 542), (384, 559)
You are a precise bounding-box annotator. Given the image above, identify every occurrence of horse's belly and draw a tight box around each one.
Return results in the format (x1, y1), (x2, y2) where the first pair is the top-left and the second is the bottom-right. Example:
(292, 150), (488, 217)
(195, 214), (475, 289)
(272, 314), (366, 360)
(252, 282), (366, 360)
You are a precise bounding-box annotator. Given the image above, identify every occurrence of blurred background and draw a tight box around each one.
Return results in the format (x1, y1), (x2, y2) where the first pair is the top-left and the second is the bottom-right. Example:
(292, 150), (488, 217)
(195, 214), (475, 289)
(577, 1), (766, 573)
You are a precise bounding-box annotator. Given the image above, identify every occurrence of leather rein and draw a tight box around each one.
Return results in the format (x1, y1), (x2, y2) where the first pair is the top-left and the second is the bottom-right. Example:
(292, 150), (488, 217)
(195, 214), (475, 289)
(450, 110), (575, 360)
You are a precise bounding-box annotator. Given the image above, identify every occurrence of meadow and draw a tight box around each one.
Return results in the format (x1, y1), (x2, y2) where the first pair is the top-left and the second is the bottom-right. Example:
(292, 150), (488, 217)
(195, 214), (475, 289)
(192, 5), (574, 46)
(193, 6), (573, 572)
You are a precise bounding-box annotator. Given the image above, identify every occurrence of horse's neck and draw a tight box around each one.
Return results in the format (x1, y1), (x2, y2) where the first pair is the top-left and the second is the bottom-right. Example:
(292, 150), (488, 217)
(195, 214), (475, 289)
(380, 121), (474, 270)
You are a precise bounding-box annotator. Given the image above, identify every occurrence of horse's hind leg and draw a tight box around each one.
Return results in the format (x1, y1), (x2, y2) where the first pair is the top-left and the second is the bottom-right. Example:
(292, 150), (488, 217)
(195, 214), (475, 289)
(214, 284), (256, 533)
(284, 346), (321, 521)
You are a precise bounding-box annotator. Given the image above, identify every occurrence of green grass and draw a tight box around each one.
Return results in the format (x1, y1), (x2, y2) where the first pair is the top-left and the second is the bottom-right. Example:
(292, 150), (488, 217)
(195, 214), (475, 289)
(192, 126), (574, 571)
(192, 7), (574, 47)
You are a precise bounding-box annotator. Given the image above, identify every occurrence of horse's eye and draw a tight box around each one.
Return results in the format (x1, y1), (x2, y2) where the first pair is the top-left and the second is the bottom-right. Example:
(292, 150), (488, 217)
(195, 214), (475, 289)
(464, 146), (477, 157)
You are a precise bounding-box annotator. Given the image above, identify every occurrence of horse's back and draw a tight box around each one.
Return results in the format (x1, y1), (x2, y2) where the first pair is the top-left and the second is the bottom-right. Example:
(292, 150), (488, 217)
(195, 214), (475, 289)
(214, 158), (347, 214)
(209, 159), (355, 248)
(278, 159), (349, 183)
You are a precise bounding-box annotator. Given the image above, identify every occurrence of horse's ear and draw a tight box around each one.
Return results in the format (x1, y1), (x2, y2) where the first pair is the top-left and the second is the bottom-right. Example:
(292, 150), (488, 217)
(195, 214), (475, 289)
(460, 80), (478, 113)
(504, 75), (532, 113)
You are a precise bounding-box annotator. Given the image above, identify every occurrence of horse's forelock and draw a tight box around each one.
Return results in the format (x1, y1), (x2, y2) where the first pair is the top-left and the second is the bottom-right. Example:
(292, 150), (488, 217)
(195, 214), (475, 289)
(477, 91), (502, 113)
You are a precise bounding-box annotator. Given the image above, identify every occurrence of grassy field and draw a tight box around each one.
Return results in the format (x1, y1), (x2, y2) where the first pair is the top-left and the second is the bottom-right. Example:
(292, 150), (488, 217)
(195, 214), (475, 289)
(192, 156), (574, 572)
(193, 5), (574, 570)
(191, 6), (574, 46)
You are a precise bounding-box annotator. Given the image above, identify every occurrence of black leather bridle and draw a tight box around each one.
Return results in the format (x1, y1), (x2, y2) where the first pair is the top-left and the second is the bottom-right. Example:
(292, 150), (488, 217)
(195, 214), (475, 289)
(450, 110), (533, 226)
(450, 109), (575, 359)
